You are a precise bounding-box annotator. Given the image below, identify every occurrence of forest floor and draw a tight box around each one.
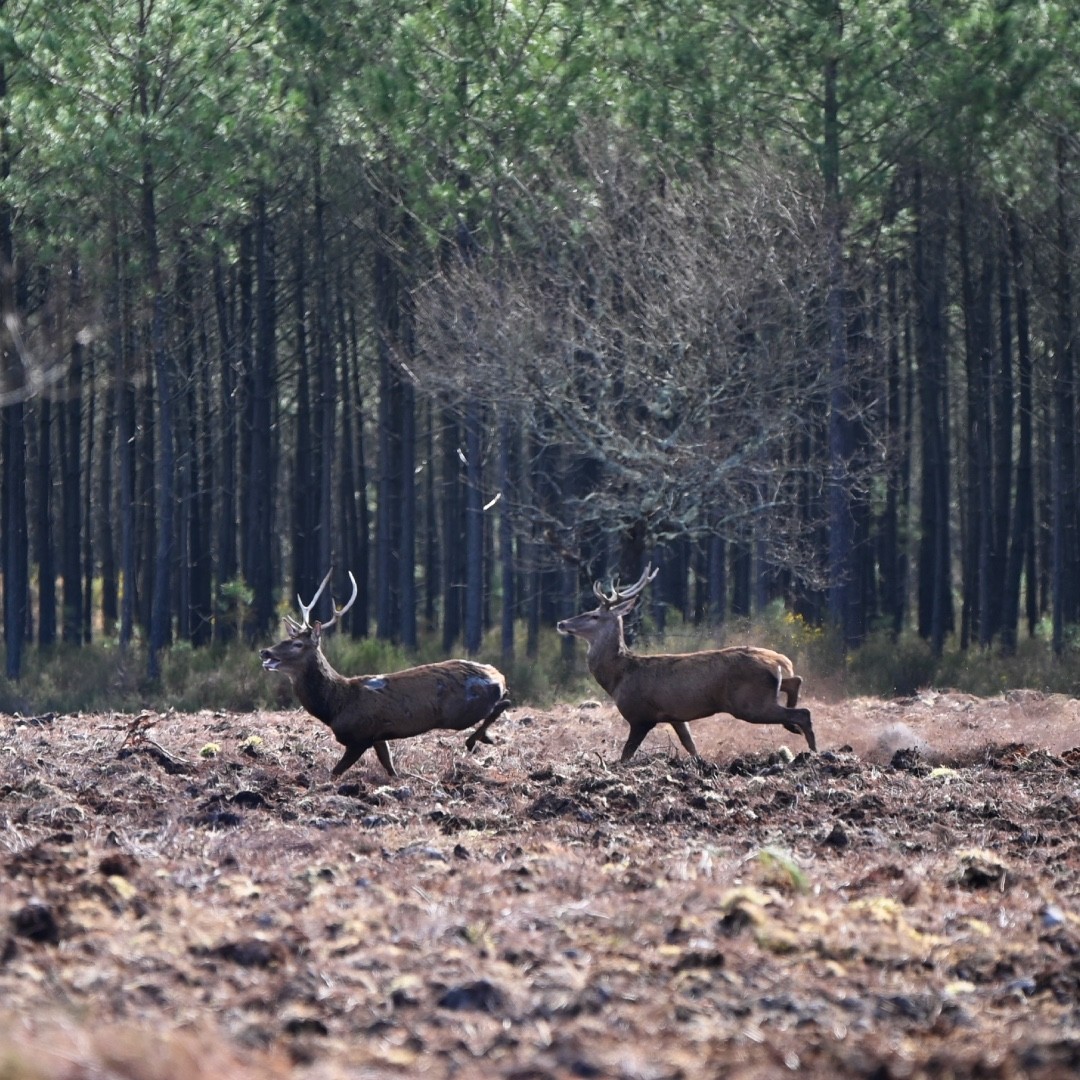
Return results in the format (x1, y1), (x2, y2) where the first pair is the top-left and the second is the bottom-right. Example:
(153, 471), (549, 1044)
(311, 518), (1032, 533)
(2, 688), (1080, 1078)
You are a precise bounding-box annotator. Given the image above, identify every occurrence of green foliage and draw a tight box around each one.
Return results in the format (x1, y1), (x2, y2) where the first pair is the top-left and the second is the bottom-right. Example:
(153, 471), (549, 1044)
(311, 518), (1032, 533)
(729, 602), (847, 686)
(321, 634), (418, 682)
(845, 629), (1080, 699)
(495, 635), (598, 709)
(631, 601), (846, 692)
(161, 641), (270, 713)
(0, 642), (144, 715)
(2, 615), (1080, 718)
(846, 631), (940, 697)
(218, 578), (254, 642)
(935, 637), (1080, 698)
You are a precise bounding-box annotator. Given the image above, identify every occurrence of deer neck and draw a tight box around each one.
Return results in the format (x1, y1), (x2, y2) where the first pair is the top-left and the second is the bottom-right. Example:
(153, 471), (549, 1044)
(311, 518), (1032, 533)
(585, 628), (632, 696)
(292, 652), (346, 727)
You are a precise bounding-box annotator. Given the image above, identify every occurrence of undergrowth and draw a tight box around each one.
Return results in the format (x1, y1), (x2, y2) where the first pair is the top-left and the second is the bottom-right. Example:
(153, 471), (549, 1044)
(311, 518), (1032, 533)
(0, 614), (1076, 715)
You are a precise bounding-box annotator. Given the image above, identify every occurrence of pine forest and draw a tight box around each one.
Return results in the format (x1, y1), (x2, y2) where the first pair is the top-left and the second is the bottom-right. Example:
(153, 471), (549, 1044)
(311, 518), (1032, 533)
(1, 0), (1079, 687)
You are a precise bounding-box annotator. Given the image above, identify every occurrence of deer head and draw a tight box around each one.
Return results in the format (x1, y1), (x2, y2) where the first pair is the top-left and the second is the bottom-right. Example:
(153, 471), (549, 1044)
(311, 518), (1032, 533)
(261, 569), (358, 673)
(556, 563), (658, 646)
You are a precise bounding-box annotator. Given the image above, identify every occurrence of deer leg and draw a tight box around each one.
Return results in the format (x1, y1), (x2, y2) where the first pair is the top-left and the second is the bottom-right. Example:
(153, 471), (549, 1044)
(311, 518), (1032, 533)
(794, 709), (817, 751)
(619, 721), (656, 763)
(779, 675), (802, 708)
(465, 695), (511, 751)
(740, 705), (817, 753)
(331, 741), (372, 777)
(373, 740), (397, 777)
(668, 720), (699, 757)
(778, 707), (816, 751)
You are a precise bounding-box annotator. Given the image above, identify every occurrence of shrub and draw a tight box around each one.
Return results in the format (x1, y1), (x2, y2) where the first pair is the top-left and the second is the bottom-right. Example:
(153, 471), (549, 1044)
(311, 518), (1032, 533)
(162, 641), (273, 713)
(0, 642), (144, 714)
(1, 615), (1078, 716)
(847, 631), (938, 697)
(935, 635), (1080, 697)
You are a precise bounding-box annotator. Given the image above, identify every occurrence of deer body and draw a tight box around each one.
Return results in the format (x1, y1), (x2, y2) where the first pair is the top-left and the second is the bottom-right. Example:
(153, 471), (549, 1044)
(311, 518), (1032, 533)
(558, 566), (815, 762)
(260, 570), (511, 777)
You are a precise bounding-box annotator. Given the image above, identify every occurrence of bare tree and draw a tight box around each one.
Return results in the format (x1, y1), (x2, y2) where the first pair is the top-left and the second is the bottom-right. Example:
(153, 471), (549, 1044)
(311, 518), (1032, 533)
(413, 135), (837, 592)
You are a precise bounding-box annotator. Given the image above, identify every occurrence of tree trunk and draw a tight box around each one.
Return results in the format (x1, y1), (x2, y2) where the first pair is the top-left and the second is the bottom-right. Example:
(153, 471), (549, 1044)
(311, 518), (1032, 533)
(424, 402), (439, 636)
(36, 397), (56, 647)
(914, 168), (953, 655)
(730, 538), (751, 618)
(291, 231), (317, 607)
(143, 156), (175, 680)
(81, 342), (94, 644)
(991, 219), (1014, 640)
(375, 228), (402, 640)
(1052, 132), (1078, 654)
(213, 248), (238, 642)
(190, 311), (213, 646)
(61, 260), (84, 645)
(707, 533), (727, 625)
(397, 269), (418, 650)
(236, 223), (254, 596)
(175, 249), (195, 643)
(345, 297), (371, 638)
(336, 288), (359, 635)
(957, 187), (991, 650)
(2, 395), (27, 679)
(880, 177), (909, 637)
(821, 4), (854, 646)
(247, 191), (276, 639)
(136, 374), (156, 635)
(1001, 208), (1034, 652)
(442, 409), (465, 652)
(314, 154), (335, 622)
(117, 236), (137, 649)
(464, 401), (484, 655)
(499, 416), (516, 661)
(99, 374), (118, 636)
(1, 58), (27, 678)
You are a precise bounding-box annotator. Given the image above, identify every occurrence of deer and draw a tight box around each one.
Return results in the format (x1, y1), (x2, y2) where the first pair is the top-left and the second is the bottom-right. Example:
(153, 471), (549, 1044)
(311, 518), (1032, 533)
(260, 569), (511, 778)
(557, 564), (815, 763)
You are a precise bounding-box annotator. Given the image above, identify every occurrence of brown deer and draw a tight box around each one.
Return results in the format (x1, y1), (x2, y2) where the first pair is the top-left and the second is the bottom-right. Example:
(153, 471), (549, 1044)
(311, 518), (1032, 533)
(557, 564), (815, 762)
(260, 569), (511, 777)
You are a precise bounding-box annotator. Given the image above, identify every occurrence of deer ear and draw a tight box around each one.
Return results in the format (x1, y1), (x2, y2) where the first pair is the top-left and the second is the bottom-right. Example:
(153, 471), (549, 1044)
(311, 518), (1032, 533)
(311, 621), (323, 645)
(611, 597), (639, 617)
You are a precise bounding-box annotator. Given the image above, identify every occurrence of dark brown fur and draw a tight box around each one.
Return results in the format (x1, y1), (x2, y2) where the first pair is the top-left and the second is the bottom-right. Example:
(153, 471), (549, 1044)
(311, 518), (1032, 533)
(261, 627), (510, 777)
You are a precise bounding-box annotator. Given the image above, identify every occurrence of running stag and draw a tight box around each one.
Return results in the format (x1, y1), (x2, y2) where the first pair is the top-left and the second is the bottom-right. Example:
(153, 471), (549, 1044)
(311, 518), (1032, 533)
(557, 565), (815, 762)
(261, 570), (511, 777)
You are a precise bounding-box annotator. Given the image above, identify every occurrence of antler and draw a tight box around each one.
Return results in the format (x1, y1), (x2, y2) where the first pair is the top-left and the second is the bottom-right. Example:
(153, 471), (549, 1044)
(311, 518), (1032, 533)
(592, 563), (658, 609)
(285, 568), (358, 633)
(319, 571), (358, 632)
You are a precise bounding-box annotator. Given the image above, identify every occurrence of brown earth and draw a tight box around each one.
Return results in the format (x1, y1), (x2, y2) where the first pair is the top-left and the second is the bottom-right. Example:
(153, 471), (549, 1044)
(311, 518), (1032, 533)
(2, 689), (1080, 1078)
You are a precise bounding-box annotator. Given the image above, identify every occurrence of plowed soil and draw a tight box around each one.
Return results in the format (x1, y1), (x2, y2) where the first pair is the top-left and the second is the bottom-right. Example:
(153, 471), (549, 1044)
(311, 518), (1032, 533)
(3, 689), (1080, 1078)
